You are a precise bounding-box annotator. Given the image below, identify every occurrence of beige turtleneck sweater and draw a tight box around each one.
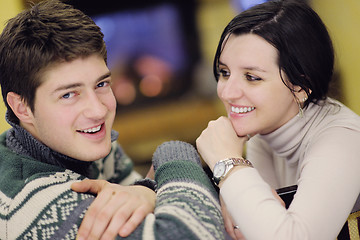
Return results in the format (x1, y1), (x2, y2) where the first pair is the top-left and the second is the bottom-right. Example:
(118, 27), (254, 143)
(221, 98), (360, 239)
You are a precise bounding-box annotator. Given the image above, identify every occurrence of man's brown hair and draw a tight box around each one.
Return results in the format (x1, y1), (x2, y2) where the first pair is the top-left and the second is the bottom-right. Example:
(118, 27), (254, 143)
(0, 0), (107, 122)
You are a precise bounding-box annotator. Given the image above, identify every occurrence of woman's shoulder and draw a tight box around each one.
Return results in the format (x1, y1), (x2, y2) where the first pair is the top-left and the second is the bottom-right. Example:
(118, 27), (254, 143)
(312, 98), (360, 132)
(305, 98), (360, 152)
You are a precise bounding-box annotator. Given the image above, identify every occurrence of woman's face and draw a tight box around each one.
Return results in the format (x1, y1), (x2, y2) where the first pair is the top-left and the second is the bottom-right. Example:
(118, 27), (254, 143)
(217, 34), (300, 136)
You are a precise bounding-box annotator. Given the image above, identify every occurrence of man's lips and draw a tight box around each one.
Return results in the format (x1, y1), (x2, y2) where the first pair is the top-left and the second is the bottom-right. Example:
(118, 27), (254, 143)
(77, 124), (103, 134)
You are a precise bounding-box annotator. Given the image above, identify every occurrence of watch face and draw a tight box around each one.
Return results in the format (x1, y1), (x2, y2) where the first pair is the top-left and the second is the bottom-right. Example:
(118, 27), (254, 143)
(214, 162), (226, 178)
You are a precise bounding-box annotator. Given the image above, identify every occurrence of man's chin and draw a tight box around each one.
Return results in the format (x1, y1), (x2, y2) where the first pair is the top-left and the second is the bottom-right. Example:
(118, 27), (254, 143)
(75, 149), (111, 162)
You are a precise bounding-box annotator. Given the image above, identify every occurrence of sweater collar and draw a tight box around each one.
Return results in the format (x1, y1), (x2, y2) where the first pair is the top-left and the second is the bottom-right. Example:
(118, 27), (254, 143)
(258, 102), (321, 161)
(5, 111), (118, 178)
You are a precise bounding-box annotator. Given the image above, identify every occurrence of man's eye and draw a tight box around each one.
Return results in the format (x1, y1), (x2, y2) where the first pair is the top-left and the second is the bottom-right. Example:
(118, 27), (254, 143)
(62, 92), (75, 99)
(245, 73), (262, 81)
(97, 81), (110, 88)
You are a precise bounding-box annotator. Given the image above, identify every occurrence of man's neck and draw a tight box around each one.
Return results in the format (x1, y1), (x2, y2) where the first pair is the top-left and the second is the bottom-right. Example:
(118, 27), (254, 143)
(5, 112), (94, 177)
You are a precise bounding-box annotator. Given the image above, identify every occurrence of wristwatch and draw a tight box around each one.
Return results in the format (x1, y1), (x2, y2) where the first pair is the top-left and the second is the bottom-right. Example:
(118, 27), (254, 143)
(213, 157), (253, 185)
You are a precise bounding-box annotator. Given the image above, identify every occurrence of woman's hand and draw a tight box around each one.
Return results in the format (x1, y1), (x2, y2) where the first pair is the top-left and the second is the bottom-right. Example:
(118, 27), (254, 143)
(196, 116), (248, 170)
(71, 179), (156, 240)
(221, 197), (246, 240)
(221, 190), (285, 240)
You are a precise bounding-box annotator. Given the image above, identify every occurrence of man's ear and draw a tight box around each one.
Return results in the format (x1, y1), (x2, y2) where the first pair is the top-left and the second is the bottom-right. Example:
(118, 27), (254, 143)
(6, 92), (34, 124)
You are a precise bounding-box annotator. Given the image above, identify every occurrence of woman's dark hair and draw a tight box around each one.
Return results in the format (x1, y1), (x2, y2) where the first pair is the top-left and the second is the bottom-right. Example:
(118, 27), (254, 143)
(213, 0), (334, 107)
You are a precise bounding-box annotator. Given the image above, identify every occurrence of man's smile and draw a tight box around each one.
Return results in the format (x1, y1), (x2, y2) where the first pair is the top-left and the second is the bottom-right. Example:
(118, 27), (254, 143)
(77, 124), (103, 134)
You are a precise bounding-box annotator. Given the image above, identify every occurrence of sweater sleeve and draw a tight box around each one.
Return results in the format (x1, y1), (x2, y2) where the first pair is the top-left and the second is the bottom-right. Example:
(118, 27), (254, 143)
(8, 142), (224, 240)
(118, 141), (225, 240)
(221, 127), (360, 240)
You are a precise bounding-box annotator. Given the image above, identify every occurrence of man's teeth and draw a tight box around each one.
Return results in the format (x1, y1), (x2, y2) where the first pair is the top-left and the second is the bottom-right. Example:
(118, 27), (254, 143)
(80, 125), (101, 133)
(231, 106), (255, 114)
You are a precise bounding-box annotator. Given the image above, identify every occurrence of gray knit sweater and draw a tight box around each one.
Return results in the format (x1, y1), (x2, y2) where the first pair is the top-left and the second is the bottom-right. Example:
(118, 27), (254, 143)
(0, 122), (224, 239)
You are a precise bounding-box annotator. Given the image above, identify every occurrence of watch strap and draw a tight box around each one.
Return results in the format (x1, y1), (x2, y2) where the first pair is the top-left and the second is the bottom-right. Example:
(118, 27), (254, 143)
(213, 157), (253, 185)
(230, 157), (253, 168)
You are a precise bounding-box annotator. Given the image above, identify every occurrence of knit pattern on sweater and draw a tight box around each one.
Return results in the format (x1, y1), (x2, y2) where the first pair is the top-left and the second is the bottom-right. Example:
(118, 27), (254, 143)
(0, 169), (93, 240)
(0, 129), (136, 240)
(0, 132), (225, 239)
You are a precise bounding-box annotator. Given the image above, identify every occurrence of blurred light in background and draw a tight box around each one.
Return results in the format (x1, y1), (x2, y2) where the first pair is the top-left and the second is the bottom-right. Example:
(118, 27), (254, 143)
(232, 0), (269, 12)
(68, 0), (200, 110)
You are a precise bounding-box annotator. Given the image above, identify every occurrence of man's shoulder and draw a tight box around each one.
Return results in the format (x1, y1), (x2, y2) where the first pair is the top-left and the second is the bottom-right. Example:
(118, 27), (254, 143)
(1, 168), (86, 198)
(0, 130), (8, 148)
(0, 169), (94, 240)
(0, 169), (89, 210)
(0, 135), (67, 195)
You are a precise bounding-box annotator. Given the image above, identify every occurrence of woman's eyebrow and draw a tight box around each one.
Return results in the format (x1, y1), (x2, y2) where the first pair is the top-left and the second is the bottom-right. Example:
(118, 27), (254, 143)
(243, 66), (267, 72)
(218, 60), (226, 67)
(218, 61), (266, 73)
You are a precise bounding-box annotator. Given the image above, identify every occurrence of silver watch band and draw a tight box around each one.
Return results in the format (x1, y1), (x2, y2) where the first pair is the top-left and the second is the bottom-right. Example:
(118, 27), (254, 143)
(230, 157), (253, 168)
(213, 157), (253, 185)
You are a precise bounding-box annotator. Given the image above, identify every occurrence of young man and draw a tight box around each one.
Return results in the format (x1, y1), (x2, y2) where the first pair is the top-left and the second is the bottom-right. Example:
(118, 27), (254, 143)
(0, 1), (224, 239)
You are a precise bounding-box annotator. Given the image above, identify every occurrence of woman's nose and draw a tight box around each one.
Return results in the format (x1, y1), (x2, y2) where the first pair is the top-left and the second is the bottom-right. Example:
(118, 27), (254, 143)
(218, 77), (244, 101)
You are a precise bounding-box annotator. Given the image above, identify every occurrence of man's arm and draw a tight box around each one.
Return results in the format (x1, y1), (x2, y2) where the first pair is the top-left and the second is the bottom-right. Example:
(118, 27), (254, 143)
(74, 139), (156, 239)
(72, 180), (156, 239)
(73, 141), (225, 240)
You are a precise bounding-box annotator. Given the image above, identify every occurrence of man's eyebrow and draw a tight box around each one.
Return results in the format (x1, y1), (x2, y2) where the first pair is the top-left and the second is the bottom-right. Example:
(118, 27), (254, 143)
(52, 83), (83, 94)
(52, 72), (112, 94)
(96, 72), (112, 83)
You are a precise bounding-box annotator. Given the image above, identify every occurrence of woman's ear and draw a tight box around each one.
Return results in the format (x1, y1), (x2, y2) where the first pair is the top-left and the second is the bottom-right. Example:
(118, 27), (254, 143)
(6, 92), (34, 124)
(293, 86), (311, 104)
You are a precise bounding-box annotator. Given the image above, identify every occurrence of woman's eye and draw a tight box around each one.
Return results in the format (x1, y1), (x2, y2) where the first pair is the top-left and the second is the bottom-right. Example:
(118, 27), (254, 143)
(62, 92), (75, 99)
(219, 69), (230, 78)
(245, 73), (262, 81)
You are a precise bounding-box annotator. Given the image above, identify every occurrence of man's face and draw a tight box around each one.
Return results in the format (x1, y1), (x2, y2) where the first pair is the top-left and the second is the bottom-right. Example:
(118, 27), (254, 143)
(26, 55), (116, 161)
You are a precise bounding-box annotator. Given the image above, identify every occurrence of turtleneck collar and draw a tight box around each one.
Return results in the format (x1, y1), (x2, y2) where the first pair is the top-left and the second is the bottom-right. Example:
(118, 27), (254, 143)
(258, 101), (325, 162)
(5, 111), (119, 178)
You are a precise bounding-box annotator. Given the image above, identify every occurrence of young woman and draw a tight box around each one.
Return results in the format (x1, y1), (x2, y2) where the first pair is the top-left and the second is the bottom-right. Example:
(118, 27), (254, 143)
(196, 0), (360, 239)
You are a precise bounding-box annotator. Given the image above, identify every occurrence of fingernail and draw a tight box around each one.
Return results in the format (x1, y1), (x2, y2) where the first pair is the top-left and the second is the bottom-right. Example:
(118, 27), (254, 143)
(120, 228), (129, 237)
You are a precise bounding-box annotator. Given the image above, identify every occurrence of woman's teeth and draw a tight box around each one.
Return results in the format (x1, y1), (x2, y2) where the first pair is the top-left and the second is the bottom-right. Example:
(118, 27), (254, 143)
(231, 106), (255, 114)
(80, 125), (101, 133)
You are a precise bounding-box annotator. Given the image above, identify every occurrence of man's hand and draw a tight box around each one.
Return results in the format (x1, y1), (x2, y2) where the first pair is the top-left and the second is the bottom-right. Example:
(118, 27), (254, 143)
(71, 179), (156, 240)
(145, 164), (155, 179)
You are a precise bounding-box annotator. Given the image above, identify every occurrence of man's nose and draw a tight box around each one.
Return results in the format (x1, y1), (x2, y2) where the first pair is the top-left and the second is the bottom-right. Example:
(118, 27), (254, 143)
(82, 92), (107, 120)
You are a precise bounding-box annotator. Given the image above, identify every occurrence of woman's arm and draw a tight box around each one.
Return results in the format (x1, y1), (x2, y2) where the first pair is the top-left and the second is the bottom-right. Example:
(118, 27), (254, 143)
(221, 127), (360, 239)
